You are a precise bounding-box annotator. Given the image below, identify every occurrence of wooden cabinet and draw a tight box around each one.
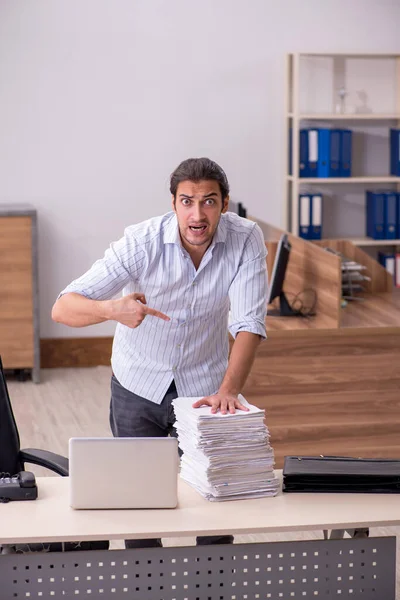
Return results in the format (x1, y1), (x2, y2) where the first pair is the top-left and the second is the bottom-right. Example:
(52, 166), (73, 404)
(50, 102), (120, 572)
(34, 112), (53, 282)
(0, 206), (40, 382)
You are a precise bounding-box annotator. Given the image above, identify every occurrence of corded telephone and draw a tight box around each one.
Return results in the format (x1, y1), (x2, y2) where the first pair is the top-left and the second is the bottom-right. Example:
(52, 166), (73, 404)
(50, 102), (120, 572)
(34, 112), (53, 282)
(0, 471), (38, 502)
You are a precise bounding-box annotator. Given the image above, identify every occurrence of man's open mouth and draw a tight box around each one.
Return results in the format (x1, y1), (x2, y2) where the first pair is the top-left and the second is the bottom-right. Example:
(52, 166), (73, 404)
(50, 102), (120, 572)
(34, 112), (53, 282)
(189, 225), (207, 232)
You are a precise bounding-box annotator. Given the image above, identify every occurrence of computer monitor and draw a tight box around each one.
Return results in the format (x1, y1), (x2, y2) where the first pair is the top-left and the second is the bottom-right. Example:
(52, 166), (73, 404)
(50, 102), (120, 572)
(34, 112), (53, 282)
(267, 234), (300, 317)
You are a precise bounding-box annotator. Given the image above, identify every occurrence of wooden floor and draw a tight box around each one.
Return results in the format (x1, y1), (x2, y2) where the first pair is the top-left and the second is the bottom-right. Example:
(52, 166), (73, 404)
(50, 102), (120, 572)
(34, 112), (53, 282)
(7, 366), (400, 595)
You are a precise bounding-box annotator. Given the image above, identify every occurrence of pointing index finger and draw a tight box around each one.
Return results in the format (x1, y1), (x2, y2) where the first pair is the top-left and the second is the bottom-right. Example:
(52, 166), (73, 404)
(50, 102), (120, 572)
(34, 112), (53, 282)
(144, 306), (170, 321)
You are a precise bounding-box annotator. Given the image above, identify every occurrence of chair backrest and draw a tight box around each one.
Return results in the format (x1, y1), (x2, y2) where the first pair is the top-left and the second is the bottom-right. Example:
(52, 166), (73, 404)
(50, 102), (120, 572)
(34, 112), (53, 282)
(0, 356), (24, 474)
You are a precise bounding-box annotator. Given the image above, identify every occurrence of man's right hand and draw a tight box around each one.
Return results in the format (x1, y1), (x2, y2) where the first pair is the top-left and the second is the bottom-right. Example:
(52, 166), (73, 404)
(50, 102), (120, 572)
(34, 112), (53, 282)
(105, 293), (170, 328)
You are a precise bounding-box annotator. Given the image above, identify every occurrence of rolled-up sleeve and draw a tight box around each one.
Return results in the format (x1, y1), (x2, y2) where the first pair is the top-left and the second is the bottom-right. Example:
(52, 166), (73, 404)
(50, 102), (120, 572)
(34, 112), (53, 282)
(58, 230), (145, 300)
(228, 223), (268, 340)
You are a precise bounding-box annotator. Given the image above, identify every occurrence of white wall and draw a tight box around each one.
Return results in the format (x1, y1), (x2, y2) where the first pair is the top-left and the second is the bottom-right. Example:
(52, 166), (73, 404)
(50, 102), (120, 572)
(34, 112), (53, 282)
(0, 0), (399, 338)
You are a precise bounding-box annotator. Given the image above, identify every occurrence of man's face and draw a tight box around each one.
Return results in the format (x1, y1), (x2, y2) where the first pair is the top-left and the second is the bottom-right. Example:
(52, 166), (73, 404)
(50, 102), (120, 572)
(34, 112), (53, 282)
(172, 180), (229, 254)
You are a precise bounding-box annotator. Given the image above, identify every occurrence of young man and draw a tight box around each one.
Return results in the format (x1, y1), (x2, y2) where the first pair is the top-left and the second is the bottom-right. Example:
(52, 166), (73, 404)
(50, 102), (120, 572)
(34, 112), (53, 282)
(52, 157), (268, 547)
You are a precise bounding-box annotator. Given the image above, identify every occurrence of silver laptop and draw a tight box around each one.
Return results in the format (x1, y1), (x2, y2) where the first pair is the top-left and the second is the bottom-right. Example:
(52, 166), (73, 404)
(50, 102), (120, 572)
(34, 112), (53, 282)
(69, 437), (179, 509)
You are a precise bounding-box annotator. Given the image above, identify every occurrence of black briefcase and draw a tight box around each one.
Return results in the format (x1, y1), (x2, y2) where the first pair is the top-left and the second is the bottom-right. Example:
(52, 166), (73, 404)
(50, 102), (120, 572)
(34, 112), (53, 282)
(282, 455), (400, 493)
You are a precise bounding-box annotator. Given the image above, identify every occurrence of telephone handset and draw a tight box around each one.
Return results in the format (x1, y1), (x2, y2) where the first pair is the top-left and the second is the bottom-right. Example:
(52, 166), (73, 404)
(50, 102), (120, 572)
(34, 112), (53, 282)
(0, 471), (38, 502)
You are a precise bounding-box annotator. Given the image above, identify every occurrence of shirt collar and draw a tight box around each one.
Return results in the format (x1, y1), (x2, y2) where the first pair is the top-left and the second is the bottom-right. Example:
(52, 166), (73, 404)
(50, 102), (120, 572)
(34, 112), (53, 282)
(212, 213), (227, 245)
(163, 212), (228, 246)
(163, 212), (181, 245)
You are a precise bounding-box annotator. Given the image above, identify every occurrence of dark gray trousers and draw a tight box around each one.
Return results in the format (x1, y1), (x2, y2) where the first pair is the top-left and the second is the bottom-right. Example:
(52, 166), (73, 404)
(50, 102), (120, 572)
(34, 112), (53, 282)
(110, 374), (234, 548)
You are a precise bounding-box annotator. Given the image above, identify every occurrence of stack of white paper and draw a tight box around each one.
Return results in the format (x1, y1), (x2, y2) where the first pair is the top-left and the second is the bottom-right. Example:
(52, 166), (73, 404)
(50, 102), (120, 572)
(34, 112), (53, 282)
(172, 395), (279, 501)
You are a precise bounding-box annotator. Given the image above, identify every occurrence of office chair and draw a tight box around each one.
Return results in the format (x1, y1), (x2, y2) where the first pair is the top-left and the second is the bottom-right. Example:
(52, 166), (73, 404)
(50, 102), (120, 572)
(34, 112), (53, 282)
(0, 356), (108, 552)
(0, 356), (69, 477)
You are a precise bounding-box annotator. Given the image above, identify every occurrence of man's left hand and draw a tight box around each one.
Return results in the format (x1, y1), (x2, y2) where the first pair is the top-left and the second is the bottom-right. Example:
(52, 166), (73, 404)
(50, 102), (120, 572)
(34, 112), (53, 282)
(192, 393), (249, 415)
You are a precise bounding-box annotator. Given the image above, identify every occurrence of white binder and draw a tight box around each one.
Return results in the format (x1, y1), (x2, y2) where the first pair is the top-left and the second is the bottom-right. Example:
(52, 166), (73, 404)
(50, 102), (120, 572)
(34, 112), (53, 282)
(311, 194), (322, 239)
(299, 195), (311, 239)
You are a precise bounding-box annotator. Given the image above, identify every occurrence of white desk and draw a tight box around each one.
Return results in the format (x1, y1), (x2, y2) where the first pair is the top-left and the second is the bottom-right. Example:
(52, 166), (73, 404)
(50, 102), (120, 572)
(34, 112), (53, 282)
(0, 473), (397, 599)
(1, 473), (400, 544)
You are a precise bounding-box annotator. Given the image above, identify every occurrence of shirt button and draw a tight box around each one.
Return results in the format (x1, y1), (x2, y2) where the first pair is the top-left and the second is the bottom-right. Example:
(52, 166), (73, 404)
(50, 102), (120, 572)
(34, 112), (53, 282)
(172, 366), (177, 372)
(191, 281), (197, 286)
(177, 344), (181, 348)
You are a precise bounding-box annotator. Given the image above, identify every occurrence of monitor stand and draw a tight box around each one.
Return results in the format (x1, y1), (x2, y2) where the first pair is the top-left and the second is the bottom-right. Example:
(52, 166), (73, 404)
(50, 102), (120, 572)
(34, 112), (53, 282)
(267, 292), (303, 317)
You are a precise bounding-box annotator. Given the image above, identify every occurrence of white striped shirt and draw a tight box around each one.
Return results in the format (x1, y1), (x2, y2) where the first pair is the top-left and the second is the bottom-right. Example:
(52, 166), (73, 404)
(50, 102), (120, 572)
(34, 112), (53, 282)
(60, 211), (268, 403)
